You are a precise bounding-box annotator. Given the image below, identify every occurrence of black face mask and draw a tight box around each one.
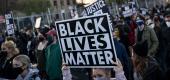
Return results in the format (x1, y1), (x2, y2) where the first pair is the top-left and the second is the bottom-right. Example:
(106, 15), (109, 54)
(0, 51), (7, 57)
(47, 35), (54, 45)
(13, 67), (24, 75)
(39, 37), (45, 42)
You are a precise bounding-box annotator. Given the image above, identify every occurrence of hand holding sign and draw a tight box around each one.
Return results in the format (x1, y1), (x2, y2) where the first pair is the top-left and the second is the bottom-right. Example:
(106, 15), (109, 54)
(113, 59), (123, 73)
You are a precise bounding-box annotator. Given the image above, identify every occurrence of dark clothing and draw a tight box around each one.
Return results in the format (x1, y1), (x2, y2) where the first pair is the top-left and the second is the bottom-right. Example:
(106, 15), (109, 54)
(17, 32), (28, 55)
(137, 30), (143, 42)
(0, 54), (20, 79)
(36, 50), (46, 73)
(160, 21), (170, 71)
(154, 25), (166, 75)
(143, 57), (163, 80)
(117, 24), (131, 57)
(114, 39), (133, 80)
(27, 37), (38, 63)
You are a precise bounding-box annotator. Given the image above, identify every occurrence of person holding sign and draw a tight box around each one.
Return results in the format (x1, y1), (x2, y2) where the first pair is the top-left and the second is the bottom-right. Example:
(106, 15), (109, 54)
(92, 59), (127, 80)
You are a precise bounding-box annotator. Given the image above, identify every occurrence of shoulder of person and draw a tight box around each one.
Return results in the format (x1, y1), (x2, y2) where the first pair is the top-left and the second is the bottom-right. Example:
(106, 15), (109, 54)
(29, 69), (40, 79)
(143, 57), (163, 79)
(147, 57), (160, 69)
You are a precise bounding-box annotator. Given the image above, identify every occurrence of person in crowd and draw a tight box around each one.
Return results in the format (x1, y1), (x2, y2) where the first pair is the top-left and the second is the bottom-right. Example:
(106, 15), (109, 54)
(17, 28), (28, 55)
(132, 40), (163, 80)
(5, 36), (16, 42)
(26, 28), (37, 64)
(92, 59), (127, 80)
(113, 29), (133, 80)
(45, 30), (62, 80)
(135, 19), (159, 57)
(145, 17), (155, 29)
(127, 14), (138, 57)
(36, 27), (49, 79)
(13, 55), (40, 80)
(115, 19), (131, 57)
(0, 41), (20, 79)
(153, 14), (166, 74)
(160, 4), (170, 80)
(62, 63), (72, 80)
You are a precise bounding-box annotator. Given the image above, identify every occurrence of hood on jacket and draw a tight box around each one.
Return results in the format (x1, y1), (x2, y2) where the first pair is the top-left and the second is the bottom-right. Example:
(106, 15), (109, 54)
(16, 68), (39, 80)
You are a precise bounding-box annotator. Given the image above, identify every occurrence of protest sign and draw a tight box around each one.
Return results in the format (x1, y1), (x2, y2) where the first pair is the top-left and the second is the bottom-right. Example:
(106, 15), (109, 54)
(140, 8), (148, 15)
(121, 1), (137, 17)
(5, 12), (15, 35)
(55, 14), (117, 68)
(35, 17), (41, 28)
(83, 0), (108, 16)
(82, 0), (113, 30)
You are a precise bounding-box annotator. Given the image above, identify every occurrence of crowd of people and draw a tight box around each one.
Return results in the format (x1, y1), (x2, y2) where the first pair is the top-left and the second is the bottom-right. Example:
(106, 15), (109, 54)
(0, 4), (170, 80)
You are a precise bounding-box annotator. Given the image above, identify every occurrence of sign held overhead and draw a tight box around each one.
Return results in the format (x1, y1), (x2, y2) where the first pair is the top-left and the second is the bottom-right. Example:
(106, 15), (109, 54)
(55, 14), (117, 68)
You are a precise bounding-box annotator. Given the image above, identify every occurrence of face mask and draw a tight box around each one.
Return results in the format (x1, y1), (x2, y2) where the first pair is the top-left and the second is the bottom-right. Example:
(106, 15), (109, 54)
(39, 37), (45, 42)
(146, 19), (152, 25)
(0, 51), (7, 57)
(149, 23), (155, 28)
(94, 77), (107, 80)
(166, 21), (170, 27)
(13, 67), (24, 75)
(47, 35), (53, 45)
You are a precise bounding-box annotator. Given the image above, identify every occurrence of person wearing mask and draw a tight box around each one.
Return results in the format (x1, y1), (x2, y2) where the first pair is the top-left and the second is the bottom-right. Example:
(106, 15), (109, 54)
(153, 14), (165, 74)
(92, 59), (127, 80)
(160, 4), (170, 79)
(26, 29), (37, 64)
(18, 28), (29, 55)
(0, 41), (20, 79)
(36, 28), (49, 79)
(45, 30), (62, 80)
(135, 19), (159, 57)
(145, 17), (155, 29)
(132, 41), (163, 80)
(13, 55), (40, 80)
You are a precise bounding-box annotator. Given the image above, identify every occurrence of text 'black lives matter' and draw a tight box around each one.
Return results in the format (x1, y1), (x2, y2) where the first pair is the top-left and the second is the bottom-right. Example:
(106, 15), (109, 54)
(55, 14), (117, 68)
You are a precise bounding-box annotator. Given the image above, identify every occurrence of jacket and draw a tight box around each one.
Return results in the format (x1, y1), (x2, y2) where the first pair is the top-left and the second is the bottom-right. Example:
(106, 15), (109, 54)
(16, 69), (40, 80)
(45, 42), (62, 80)
(160, 21), (170, 68)
(0, 54), (21, 79)
(135, 26), (159, 56)
(114, 39), (133, 80)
